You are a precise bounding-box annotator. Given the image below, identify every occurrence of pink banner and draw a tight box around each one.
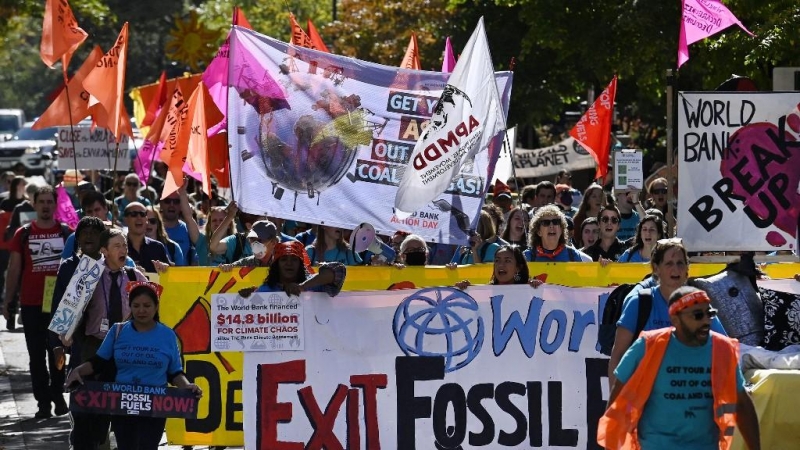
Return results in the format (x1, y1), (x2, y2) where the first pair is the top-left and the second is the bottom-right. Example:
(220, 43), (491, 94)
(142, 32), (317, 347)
(133, 139), (161, 184)
(442, 36), (456, 73)
(55, 185), (79, 228)
(678, 0), (752, 68)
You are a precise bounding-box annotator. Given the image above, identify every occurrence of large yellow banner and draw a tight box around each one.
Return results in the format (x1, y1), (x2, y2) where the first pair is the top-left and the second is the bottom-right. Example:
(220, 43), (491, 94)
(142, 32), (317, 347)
(160, 262), (799, 445)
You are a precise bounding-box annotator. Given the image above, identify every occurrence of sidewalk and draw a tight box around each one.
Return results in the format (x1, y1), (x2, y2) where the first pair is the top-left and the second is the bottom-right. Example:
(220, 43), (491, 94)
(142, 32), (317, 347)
(0, 316), (232, 450)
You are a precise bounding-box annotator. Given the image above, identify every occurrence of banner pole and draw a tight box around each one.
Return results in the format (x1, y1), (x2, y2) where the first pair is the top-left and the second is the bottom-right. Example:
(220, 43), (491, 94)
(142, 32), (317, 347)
(665, 69), (677, 237)
(63, 82), (80, 177)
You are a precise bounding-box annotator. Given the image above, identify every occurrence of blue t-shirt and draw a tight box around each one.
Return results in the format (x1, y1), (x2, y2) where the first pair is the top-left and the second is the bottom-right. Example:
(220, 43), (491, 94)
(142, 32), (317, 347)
(306, 246), (362, 265)
(96, 321), (183, 387)
(450, 242), (499, 265)
(615, 333), (745, 450)
(194, 234), (226, 266)
(617, 210), (640, 242)
(114, 196), (152, 221)
(166, 238), (186, 266)
(618, 286), (727, 335)
(618, 247), (648, 262)
(524, 245), (582, 262)
(165, 221), (192, 265)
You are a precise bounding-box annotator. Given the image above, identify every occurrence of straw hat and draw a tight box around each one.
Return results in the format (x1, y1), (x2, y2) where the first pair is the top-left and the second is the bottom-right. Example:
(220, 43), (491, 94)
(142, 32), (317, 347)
(62, 169), (83, 187)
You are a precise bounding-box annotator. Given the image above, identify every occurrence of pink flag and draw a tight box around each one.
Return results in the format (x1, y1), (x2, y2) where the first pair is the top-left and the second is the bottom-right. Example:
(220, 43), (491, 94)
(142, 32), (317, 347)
(55, 185), (79, 229)
(442, 36), (456, 73)
(678, 0), (752, 68)
(229, 30), (289, 115)
(203, 32), (232, 137)
(133, 138), (162, 184)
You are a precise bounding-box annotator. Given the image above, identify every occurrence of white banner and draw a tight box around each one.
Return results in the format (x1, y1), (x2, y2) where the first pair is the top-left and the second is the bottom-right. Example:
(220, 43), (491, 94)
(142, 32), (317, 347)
(513, 137), (596, 178)
(614, 150), (643, 191)
(243, 284), (612, 450)
(56, 126), (134, 170)
(48, 256), (105, 340)
(677, 92), (800, 251)
(211, 293), (304, 352)
(227, 27), (512, 245)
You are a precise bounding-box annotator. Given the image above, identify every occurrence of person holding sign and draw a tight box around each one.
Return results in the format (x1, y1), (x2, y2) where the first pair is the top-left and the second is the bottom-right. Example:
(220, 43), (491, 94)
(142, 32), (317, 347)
(64, 281), (202, 450)
(618, 215), (665, 263)
(599, 286), (761, 450)
(455, 244), (543, 289)
(240, 240), (346, 298)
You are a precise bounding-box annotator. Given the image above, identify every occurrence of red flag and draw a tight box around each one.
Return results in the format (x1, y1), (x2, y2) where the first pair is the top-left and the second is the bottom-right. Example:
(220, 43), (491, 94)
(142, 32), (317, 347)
(159, 86), (190, 199)
(185, 82), (225, 197)
(33, 46), (102, 130)
(400, 33), (421, 70)
(569, 75), (617, 180)
(233, 6), (253, 29)
(307, 19), (330, 53)
(289, 13), (313, 49)
(142, 71), (167, 127)
(208, 133), (230, 188)
(40, 0), (88, 80)
(82, 22), (132, 142)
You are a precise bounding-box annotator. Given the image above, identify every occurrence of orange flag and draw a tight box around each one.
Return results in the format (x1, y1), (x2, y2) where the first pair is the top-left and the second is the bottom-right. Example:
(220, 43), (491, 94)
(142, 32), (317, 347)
(233, 6), (253, 29)
(82, 22), (132, 142)
(289, 13), (313, 49)
(145, 86), (182, 145)
(142, 71), (167, 127)
(569, 75), (618, 180)
(400, 33), (421, 70)
(159, 86), (190, 199)
(208, 132), (230, 188)
(307, 19), (330, 53)
(185, 82), (225, 197)
(40, 0), (88, 80)
(33, 45), (102, 130)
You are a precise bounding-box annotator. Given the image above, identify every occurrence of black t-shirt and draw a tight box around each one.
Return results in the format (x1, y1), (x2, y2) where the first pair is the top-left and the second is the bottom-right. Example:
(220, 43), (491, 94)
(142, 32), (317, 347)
(583, 238), (626, 261)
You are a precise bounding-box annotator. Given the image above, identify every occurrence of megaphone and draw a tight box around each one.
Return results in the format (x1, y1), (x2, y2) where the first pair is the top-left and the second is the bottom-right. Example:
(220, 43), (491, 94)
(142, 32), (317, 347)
(350, 223), (396, 263)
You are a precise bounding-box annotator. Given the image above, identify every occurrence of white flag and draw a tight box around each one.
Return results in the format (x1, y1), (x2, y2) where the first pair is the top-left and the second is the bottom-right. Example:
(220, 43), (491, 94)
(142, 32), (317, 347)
(394, 17), (506, 218)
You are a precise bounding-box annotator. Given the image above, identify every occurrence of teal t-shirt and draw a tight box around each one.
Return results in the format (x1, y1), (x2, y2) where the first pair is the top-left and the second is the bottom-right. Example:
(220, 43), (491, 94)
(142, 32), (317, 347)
(615, 333), (745, 450)
(195, 233), (226, 266)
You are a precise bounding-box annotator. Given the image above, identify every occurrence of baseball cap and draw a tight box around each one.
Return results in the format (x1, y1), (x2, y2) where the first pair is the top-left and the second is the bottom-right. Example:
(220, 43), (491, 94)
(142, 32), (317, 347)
(247, 220), (277, 241)
(493, 179), (512, 199)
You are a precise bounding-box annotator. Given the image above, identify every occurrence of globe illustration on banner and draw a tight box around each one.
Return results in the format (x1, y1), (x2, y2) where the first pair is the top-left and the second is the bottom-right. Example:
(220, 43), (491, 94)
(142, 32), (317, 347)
(393, 287), (484, 373)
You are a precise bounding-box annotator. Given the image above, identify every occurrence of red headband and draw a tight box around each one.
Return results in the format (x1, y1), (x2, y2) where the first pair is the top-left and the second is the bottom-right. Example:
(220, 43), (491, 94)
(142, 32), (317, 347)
(274, 241), (314, 273)
(126, 280), (164, 298)
(668, 291), (710, 316)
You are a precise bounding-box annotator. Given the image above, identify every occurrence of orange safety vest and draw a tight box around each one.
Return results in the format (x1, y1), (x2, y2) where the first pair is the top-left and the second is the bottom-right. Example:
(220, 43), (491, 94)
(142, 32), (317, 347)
(597, 328), (740, 450)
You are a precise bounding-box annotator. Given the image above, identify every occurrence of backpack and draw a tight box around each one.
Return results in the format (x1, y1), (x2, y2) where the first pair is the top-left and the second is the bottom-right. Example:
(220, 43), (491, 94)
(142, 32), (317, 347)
(597, 282), (653, 356)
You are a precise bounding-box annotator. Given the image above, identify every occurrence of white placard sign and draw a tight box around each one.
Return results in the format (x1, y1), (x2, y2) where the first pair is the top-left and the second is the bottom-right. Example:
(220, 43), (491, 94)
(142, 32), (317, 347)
(614, 150), (643, 190)
(513, 137), (597, 178)
(57, 126), (133, 170)
(48, 255), (105, 340)
(677, 92), (800, 251)
(211, 293), (304, 352)
(243, 284), (612, 450)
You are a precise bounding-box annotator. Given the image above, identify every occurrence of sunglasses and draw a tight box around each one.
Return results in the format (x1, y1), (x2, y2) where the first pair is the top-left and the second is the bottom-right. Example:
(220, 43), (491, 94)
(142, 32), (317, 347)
(683, 308), (718, 321)
(162, 198), (180, 205)
(600, 216), (620, 224)
(147, 218), (158, 225)
(125, 211), (147, 218)
(539, 218), (562, 227)
(652, 188), (668, 195)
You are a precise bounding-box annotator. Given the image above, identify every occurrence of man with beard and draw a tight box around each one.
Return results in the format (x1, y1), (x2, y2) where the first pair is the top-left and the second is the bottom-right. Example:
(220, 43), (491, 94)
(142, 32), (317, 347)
(599, 286), (761, 450)
(3, 185), (72, 418)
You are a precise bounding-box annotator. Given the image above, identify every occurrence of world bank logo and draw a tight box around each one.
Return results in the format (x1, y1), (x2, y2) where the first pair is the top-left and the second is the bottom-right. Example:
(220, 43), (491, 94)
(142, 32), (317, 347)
(393, 287), (484, 373)
(572, 139), (590, 155)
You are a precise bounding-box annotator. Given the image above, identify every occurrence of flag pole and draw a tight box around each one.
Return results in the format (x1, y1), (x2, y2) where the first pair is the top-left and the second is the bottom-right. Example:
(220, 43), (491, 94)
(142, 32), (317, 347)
(665, 69), (676, 237)
(62, 82), (80, 179)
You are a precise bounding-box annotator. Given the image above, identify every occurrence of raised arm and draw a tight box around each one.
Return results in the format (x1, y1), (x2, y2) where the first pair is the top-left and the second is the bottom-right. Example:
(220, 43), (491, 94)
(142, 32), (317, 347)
(209, 201), (238, 255)
(179, 186), (200, 245)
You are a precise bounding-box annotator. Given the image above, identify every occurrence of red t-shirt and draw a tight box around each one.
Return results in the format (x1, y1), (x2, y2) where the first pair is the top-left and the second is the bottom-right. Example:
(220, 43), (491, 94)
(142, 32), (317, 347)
(10, 221), (68, 306)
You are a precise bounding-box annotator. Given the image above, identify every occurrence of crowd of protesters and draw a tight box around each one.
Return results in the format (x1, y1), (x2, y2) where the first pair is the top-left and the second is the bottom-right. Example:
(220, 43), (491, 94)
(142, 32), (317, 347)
(0, 161), (793, 450)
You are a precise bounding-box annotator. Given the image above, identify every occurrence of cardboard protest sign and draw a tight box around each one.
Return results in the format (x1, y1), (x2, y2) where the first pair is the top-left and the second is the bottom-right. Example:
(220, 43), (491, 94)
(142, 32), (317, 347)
(48, 255), (105, 340)
(71, 381), (197, 418)
(57, 126), (133, 170)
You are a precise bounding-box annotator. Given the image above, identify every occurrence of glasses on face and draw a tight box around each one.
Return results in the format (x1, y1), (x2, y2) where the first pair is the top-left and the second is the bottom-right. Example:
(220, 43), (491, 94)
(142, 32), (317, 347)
(147, 218), (158, 225)
(125, 211), (147, 218)
(539, 218), (562, 227)
(652, 188), (668, 195)
(600, 216), (620, 224)
(162, 198), (180, 205)
(683, 308), (718, 321)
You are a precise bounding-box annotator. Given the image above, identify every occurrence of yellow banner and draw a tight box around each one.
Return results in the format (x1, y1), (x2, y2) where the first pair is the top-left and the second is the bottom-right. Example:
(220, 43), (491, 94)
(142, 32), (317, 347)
(161, 262), (799, 445)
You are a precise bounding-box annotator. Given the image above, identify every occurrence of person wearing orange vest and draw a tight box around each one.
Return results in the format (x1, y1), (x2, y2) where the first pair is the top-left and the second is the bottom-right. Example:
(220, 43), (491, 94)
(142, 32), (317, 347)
(598, 286), (761, 450)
